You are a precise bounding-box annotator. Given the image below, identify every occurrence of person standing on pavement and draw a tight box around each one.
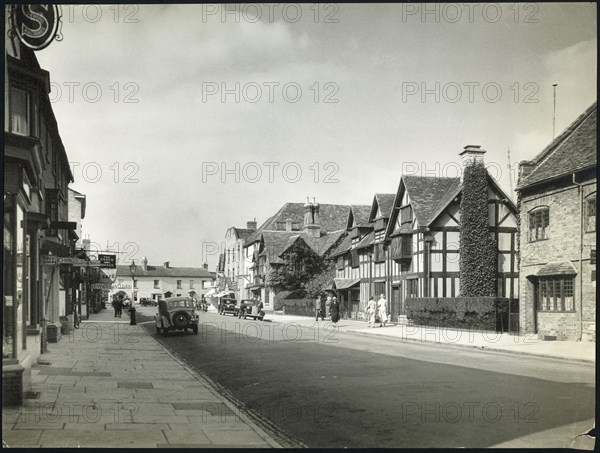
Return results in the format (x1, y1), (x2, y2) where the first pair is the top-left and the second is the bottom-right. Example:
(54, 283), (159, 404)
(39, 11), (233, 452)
(325, 294), (332, 320)
(315, 295), (324, 321)
(116, 296), (124, 318)
(112, 296), (119, 317)
(377, 293), (388, 327)
(330, 297), (340, 323)
(366, 296), (377, 327)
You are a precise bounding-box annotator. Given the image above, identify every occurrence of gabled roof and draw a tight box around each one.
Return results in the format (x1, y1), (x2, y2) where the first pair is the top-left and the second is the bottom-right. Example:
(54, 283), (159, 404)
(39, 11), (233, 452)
(403, 176), (462, 226)
(517, 102), (597, 190)
(386, 170), (517, 239)
(246, 202), (351, 245)
(116, 265), (213, 279)
(277, 230), (346, 259)
(259, 231), (301, 264)
(329, 234), (352, 258)
(347, 205), (372, 229)
(233, 227), (255, 241)
(355, 230), (375, 250)
(370, 193), (396, 221)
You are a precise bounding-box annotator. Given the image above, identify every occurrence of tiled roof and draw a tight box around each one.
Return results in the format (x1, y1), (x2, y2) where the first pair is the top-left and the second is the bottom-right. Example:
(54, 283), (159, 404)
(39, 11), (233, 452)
(116, 265), (213, 278)
(355, 230), (375, 250)
(329, 234), (352, 257)
(278, 230), (346, 258)
(259, 202), (350, 233)
(349, 205), (372, 228)
(403, 176), (462, 226)
(518, 102), (597, 189)
(233, 228), (255, 241)
(536, 261), (578, 277)
(259, 231), (301, 264)
(374, 193), (396, 218)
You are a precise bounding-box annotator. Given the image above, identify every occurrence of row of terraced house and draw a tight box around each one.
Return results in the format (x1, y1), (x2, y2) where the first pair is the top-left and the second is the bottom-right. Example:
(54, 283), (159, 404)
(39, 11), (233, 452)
(3, 13), (113, 406)
(219, 102), (596, 343)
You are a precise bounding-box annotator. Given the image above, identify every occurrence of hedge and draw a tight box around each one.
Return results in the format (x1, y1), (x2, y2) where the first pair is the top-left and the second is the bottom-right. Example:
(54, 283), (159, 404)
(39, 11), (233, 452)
(405, 297), (511, 332)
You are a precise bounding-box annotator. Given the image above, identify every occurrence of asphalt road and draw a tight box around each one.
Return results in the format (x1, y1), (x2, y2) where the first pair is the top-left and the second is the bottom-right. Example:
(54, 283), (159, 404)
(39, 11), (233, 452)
(137, 310), (595, 448)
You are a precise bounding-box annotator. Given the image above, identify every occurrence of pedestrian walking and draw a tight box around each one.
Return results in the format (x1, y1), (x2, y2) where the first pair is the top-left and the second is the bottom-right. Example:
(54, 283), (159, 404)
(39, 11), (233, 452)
(325, 294), (332, 320)
(315, 295), (324, 321)
(377, 293), (388, 327)
(330, 297), (340, 323)
(112, 296), (119, 317)
(116, 296), (124, 318)
(366, 296), (377, 327)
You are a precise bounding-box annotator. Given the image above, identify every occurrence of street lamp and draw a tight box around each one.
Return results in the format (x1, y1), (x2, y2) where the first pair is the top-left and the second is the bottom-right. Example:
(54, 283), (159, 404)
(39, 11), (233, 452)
(129, 260), (137, 302)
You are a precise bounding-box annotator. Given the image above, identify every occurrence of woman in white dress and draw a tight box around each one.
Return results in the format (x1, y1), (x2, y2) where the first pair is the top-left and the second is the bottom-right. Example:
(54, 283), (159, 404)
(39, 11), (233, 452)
(366, 297), (377, 327)
(377, 294), (388, 327)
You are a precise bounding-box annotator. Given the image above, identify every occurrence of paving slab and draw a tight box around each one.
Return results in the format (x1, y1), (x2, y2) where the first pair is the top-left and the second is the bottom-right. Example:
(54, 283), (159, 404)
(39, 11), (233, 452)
(2, 314), (283, 448)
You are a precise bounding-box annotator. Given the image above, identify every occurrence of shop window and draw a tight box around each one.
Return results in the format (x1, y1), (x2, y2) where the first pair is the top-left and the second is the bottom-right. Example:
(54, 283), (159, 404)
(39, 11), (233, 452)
(529, 207), (549, 241)
(9, 87), (30, 136)
(586, 194), (596, 232)
(537, 277), (574, 312)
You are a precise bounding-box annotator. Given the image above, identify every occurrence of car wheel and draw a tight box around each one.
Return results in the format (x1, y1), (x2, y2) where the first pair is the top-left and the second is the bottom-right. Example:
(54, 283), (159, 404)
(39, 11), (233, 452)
(259, 317), (264, 321)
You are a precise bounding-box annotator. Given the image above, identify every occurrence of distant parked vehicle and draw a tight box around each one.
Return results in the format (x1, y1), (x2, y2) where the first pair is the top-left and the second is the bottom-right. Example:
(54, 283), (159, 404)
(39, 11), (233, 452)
(238, 299), (265, 321)
(219, 297), (239, 316)
(140, 298), (157, 307)
(155, 297), (199, 335)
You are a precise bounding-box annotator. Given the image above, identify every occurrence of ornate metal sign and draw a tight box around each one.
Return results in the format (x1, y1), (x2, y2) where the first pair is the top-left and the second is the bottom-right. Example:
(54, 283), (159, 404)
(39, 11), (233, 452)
(10, 5), (62, 51)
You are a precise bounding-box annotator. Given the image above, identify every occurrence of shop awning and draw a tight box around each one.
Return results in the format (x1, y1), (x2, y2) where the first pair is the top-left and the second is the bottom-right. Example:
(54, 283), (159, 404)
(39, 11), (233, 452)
(204, 288), (217, 298)
(334, 278), (361, 290)
(536, 261), (578, 277)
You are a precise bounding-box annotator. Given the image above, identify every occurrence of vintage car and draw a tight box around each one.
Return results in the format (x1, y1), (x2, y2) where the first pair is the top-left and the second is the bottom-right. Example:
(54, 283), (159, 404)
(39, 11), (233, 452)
(140, 297), (157, 307)
(238, 299), (265, 321)
(155, 296), (199, 335)
(218, 297), (239, 316)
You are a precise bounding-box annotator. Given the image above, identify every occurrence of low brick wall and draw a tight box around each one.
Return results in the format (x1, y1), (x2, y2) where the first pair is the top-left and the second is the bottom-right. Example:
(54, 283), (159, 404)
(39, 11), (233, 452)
(406, 297), (514, 332)
(277, 299), (315, 316)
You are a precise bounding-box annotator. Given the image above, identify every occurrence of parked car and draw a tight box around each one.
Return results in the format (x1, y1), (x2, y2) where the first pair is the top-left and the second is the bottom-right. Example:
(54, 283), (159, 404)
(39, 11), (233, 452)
(219, 297), (239, 316)
(155, 296), (199, 335)
(238, 299), (265, 320)
(140, 298), (157, 307)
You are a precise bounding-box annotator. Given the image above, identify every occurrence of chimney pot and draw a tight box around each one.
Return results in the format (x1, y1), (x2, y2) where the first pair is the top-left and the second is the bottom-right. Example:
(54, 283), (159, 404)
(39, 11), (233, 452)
(164, 261), (169, 268)
(459, 145), (486, 182)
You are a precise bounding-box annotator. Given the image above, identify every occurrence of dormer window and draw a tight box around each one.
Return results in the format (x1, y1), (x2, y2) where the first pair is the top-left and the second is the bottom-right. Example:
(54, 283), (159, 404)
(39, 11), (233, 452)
(529, 207), (549, 242)
(400, 205), (413, 225)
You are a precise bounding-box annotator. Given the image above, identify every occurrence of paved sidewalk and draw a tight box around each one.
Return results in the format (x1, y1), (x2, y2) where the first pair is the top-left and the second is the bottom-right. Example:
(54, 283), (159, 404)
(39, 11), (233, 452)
(2, 309), (283, 448)
(266, 313), (596, 364)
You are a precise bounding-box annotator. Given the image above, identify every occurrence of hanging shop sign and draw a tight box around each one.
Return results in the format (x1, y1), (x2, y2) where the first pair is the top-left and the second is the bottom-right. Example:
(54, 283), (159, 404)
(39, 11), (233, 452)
(10, 5), (63, 51)
(98, 254), (117, 269)
(42, 256), (103, 267)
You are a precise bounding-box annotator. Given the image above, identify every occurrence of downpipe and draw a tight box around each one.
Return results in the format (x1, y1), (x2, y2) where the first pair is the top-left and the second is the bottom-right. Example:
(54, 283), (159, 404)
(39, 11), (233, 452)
(572, 173), (584, 341)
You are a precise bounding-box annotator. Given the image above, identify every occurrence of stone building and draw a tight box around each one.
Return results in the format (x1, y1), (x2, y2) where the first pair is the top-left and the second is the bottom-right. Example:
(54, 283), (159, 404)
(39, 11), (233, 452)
(516, 102), (597, 341)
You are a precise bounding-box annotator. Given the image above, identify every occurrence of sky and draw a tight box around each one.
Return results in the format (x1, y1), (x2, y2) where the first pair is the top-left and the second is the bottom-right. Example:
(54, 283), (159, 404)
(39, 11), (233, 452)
(35, 3), (597, 269)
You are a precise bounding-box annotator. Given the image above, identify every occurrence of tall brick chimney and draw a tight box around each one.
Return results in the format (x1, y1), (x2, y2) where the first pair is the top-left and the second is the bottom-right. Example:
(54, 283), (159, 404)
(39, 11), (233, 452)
(303, 197), (321, 238)
(517, 160), (535, 186)
(142, 256), (148, 271)
(247, 219), (257, 230)
(164, 261), (170, 268)
(459, 145), (486, 182)
(203, 262), (208, 270)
